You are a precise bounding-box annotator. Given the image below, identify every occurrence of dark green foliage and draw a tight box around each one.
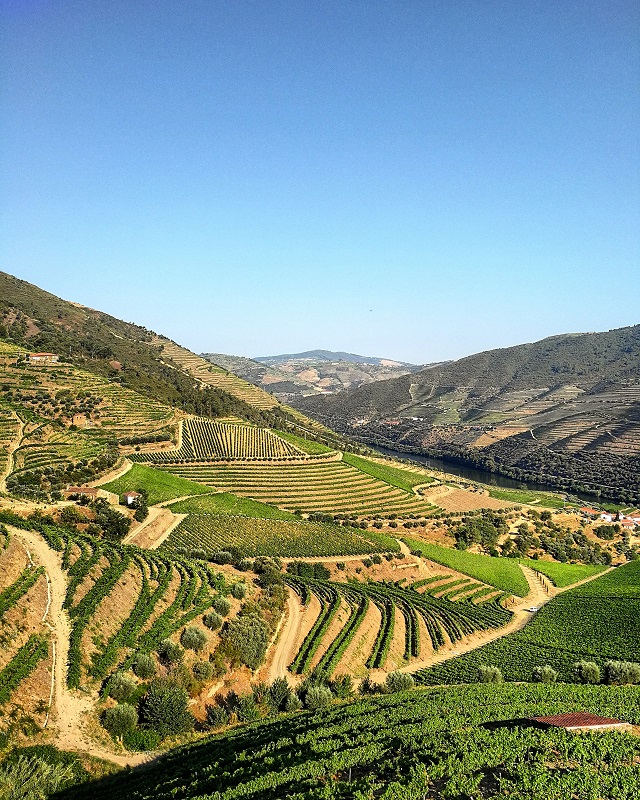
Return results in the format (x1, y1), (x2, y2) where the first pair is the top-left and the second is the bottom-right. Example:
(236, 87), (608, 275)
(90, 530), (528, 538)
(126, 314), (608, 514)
(132, 653), (156, 680)
(203, 611), (222, 630)
(102, 704), (138, 739)
(107, 672), (136, 702)
(219, 615), (269, 670)
(180, 626), (207, 652)
(267, 677), (291, 712)
(156, 639), (184, 665)
(192, 660), (213, 681)
(140, 678), (194, 738)
(205, 704), (229, 729)
(574, 660), (601, 684)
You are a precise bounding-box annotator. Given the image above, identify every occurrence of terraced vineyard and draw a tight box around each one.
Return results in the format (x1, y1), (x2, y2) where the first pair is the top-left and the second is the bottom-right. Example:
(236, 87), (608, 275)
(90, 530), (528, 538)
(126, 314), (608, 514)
(162, 514), (394, 558)
(0, 528), (51, 715)
(130, 417), (306, 462)
(58, 682), (640, 800)
(153, 460), (438, 516)
(416, 560), (640, 684)
(0, 510), (228, 691)
(285, 573), (511, 675)
(0, 409), (20, 477)
(155, 339), (279, 410)
(403, 538), (530, 596)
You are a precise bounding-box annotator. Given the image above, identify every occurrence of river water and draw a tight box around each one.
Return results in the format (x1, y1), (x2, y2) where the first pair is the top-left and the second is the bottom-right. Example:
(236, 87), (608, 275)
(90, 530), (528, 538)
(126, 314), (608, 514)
(370, 444), (586, 498)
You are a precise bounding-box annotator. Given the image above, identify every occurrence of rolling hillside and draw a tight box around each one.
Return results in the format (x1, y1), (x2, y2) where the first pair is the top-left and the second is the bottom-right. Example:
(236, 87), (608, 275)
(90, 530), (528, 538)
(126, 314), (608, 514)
(297, 326), (640, 501)
(0, 271), (320, 436)
(202, 349), (422, 403)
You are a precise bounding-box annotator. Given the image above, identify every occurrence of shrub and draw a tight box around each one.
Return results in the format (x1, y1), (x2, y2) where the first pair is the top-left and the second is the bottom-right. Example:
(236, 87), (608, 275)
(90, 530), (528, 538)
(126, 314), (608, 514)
(603, 660), (640, 685)
(230, 582), (247, 600)
(220, 615), (269, 670)
(304, 685), (333, 710)
(385, 672), (415, 693)
(141, 678), (194, 738)
(122, 728), (161, 752)
(477, 666), (503, 684)
(532, 665), (558, 683)
(573, 661), (601, 684)
(0, 755), (76, 799)
(132, 653), (156, 680)
(180, 626), (207, 652)
(268, 677), (291, 712)
(157, 639), (184, 665)
(205, 704), (229, 729)
(107, 672), (137, 702)
(211, 595), (231, 616)
(234, 694), (260, 722)
(330, 674), (354, 698)
(285, 692), (303, 712)
(192, 660), (213, 681)
(103, 704), (138, 739)
(362, 558), (373, 568)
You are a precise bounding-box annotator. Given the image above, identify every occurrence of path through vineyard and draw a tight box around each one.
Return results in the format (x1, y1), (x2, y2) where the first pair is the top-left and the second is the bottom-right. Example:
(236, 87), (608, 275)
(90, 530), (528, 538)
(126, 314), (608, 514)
(0, 411), (25, 492)
(13, 528), (152, 768)
(397, 563), (614, 676)
(269, 592), (303, 682)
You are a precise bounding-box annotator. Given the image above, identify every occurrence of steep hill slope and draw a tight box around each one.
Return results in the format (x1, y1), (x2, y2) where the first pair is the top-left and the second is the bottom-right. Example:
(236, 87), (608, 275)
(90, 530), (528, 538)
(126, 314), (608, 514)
(297, 326), (640, 501)
(0, 271), (327, 435)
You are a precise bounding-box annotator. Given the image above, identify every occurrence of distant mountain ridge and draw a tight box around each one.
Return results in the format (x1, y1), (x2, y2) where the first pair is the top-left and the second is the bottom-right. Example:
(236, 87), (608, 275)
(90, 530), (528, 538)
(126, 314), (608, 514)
(255, 350), (418, 367)
(202, 349), (424, 403)
(296, 326), (640, 502)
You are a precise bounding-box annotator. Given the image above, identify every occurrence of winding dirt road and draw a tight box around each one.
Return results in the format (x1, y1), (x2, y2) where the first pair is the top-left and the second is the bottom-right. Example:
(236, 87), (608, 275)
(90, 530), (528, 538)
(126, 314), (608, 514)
(13, 528), (151, 767)
(268, 592), (303, 682)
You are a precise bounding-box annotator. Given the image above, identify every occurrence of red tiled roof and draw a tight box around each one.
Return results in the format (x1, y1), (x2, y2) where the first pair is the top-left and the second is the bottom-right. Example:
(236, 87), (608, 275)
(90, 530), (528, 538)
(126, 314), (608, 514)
(65, 486), (98, 494)
(29, 352), (58, 357)
(530, 712), (627, 729)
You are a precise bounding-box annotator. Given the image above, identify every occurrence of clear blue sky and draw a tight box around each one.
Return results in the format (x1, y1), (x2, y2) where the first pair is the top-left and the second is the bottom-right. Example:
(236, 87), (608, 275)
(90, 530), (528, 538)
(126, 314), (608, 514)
(2, 0), (638, 364)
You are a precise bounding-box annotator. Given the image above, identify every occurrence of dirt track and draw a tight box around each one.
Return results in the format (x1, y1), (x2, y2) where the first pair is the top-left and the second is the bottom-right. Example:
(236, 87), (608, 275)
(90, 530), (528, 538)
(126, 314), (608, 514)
(13, 528), (151, 767)
(268, 592), (303, 682)
(395, 563), (612, 675)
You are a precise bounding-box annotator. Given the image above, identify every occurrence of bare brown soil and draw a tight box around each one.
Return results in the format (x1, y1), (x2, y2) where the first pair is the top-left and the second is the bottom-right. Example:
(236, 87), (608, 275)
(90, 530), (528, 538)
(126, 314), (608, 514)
(123, 507), (186, 548)
(424, 486), (513, 512)
(339, 600), (382, 678)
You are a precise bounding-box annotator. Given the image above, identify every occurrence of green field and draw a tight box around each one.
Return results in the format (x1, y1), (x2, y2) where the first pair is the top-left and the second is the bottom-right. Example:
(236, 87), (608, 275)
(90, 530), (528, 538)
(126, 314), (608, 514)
(155, 460), (437, 516)
(100, 464), (213, 505)
(58, 683), (640, 800)
(342, 453), (434, 492)
(168, 492), (298, 520)
(417, 561), (640, 684)
(519, 559), (606, 587)
(161, 515), (391, 558)
(403, 538), (529, 597)
(486, 487), (573, 508)
(274, 429), (334, 454)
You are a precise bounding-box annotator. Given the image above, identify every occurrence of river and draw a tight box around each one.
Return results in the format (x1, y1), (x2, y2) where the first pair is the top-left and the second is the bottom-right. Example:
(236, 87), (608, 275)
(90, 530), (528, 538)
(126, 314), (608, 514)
(370, 444), (593, 501)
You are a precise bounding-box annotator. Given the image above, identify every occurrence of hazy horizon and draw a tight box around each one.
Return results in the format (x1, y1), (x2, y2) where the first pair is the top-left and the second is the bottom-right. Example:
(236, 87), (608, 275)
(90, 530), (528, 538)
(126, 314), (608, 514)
(2, 1), (638, 363)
